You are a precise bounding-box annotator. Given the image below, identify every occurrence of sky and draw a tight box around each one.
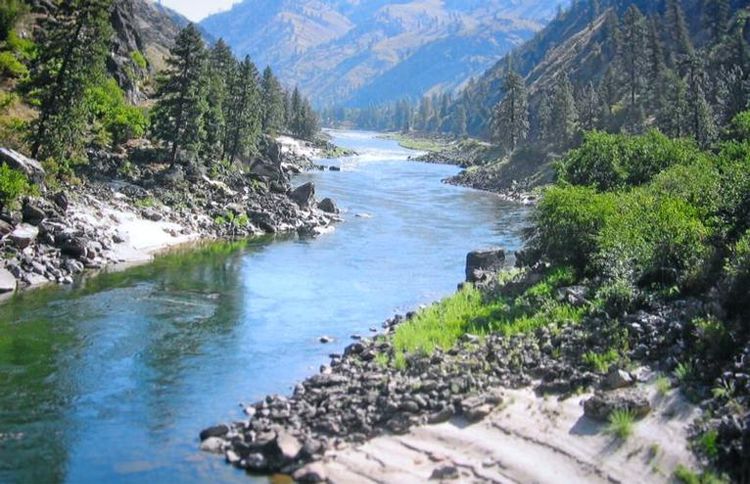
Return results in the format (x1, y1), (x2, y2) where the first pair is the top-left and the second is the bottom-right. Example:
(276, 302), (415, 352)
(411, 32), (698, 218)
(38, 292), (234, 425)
(157, 0), (241, 22)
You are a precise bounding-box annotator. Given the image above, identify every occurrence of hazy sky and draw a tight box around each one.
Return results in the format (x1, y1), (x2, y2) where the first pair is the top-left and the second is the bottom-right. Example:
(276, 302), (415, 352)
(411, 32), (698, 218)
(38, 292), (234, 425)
(157, 0), (240, 21)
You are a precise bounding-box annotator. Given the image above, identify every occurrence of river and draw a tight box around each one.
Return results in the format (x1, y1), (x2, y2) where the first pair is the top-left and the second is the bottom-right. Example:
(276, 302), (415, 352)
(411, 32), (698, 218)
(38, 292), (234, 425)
(0, 130), (529, 483)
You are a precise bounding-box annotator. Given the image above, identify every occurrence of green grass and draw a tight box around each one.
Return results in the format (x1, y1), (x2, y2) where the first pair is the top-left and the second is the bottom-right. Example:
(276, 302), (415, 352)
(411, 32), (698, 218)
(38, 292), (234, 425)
(674, 465), (728, 484)
(606, 409), (635, 440)
(391, 268), (585, 367)
(655, 375), (672, 396)
(583, 348), (620, 373)
(698, 430), (719, 459)
(388, 133), (447, 152)
(674, 361), (695, 383)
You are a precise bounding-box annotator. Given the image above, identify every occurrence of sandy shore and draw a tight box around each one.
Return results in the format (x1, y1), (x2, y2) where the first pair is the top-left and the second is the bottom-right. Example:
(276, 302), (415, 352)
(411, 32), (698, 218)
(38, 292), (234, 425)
(319, 384), (699, 483)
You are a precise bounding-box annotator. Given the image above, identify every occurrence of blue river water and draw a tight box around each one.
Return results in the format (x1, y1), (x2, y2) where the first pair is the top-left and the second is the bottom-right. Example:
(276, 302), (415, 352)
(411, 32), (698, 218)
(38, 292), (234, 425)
(0, 130), (529, 483)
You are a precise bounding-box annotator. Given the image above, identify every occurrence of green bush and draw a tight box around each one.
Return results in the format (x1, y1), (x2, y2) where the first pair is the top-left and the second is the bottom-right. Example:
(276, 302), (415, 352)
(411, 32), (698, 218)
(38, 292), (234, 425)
(558, 130), (706, 191)
(130, 50), (148, 70)
(85, 78), (149, 147)
(597, 189), (711, 288)
(723, 231), (750, 319)
(0, 163), (30, 209)
(0, 50), (26, 77)
(532, 185), (617, 272)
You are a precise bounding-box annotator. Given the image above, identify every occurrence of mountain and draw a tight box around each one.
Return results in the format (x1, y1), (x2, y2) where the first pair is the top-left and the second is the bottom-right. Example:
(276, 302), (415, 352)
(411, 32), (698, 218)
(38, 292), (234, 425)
(200, 0), (569, 107)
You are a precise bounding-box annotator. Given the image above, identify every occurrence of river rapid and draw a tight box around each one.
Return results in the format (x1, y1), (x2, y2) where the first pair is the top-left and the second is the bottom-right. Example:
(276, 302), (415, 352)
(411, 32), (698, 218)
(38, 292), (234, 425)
(0, 130), (529, 483)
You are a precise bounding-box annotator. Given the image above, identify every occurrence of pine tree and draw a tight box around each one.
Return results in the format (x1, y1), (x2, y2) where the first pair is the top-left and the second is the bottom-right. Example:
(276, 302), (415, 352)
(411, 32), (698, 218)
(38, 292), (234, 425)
(685, 55), (717, 147)
(657, 69), (689, 138)
(703, 0), (730, 39)
(454, 104), (468, 137)
(578, 82), (603, 131)
(29, 0), (114, 165)
(261, 66), (284, 134)
(491, 69), (529, 152)
(151, 24), (208, 166)
(536, 89), (553, 143)
(550, 74), (578, 146)
(646, 16), (666, 109)
(665, 0), (694, 68)
(204, 39), (236, 160)
(602, 9), (622, 60)
(290, 86), (303, 136)
(621, 5), (647, 108)
(224, 56), (260, 163)
(716, 65), (748, 124)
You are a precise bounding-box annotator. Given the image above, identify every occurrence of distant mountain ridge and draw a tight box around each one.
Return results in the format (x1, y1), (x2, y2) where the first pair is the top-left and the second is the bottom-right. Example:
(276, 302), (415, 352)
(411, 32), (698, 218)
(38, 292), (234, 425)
(200, 0), (568, 107)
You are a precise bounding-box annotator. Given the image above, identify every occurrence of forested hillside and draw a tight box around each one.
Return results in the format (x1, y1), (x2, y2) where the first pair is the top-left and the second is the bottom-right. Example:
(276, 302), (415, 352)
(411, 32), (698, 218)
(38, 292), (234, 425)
(332, 0), (750, 154)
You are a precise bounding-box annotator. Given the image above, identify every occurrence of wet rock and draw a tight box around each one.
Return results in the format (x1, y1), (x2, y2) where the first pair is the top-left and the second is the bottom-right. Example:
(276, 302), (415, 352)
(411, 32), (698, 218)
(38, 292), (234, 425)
(428, 406), (455, 424)
(200, 424), (230, 441)
(329, 166), (341, 172)
(55, 233), (88, 258)
(319, 336), (334, 344)
(583, 389), (651, 421)
(465, 248), (506, 283)
(0, 268), (17, 293)
(200, 437), (225, 454)
(293, 462), (327, 483)
(9, 224), (38, 249)
(0, 147), (46, 183)
(290, 182), (315, 208)
(317, 198), (338, 214)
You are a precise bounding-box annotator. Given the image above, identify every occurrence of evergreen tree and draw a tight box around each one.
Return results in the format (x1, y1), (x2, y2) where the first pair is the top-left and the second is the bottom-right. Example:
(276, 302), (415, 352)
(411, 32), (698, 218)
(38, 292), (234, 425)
(716, 65), (748, 124)
(646, 16), (666, 108)
(703, 0), (730, 39)
(290, 86), (303, 136)
(665, 0), (694, 68)
(656, 69), (689, 138)
(578, 82), (603, 131)
(621, 5), (648, 108)
(536, 89), (553, 143)
(602, 9), (622, 60)
(685, 55), (717, 146)
(204, 39), (236, 160)
(151, 24), (208, 166)
(29, 0), (114, 165)
(224, 56), (260, 163)
(261, 66), (284, 134)
(491, 69), (529, 152)
(454, 104), (468, 137)
(550, 74), (578, 146)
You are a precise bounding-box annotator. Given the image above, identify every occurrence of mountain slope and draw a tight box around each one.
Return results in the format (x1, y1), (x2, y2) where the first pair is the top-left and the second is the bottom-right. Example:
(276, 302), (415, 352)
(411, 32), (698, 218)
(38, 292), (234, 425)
(200, 0), (568, 107)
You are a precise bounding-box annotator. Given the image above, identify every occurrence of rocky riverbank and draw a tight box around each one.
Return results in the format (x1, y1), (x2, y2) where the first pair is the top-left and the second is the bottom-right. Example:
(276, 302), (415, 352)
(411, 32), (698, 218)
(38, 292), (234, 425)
(0, 135), (342, 296)
(199, 250), (746, 482)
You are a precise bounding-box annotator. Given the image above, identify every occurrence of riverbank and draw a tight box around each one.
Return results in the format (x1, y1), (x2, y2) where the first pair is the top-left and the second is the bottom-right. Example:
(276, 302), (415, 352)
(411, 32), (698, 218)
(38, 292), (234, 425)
(0, 135), (341, 296)
(383, 132), (544, 205)
(200, 253), (724, 482)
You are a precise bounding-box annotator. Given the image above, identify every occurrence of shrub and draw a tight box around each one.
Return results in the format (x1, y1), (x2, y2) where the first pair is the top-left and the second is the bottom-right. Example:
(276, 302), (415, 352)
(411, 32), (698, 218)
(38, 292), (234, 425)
(0, 50), (26, 77)
(559, 130), (706, 191)
(130, 50), (148, 70)
(532, 185), (617, 272)
(0, 0), (25, 41)
(85, 78), (149, 147)
(722, 231), (750, 319)
(0, 163), (30, 209)
(596, 189), (711, 289)
(583, 348), (620, 373)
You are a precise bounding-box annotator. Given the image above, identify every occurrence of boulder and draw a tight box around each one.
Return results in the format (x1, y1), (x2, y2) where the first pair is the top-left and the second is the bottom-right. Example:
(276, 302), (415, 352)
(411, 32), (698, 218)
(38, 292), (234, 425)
(249, 160), (283, 180)
(22, 201), (46, 225)
(9, 224), (38, 249)
(317, 198), (338, 214)
(293, 463), (327, 483)
(199, 437), (225, 454)
(290, 182), (315, 208)
(55, 232), (88, 258)
(53, 192), (69, 212)
(603, 368), (635, 390)
(275, 431), (302, 462)
(0, 219), (12, 237)
(0, 147), (46, 183)
(465, 248), (506, 282)
(0, 268), (17, 293)
(583, 389), (651, 421)
(199, 424), (229, 441)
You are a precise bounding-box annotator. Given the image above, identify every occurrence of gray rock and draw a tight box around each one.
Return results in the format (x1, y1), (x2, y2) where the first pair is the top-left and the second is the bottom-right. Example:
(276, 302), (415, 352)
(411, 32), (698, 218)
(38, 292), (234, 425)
(56, 233), (87, 258)
(290, 182), (315, 208)
(0, 219), (12, 237)
(199, 437), (225, 454)
(465, 248), (506, 283)
(9, 224), (38, 249)
(603, 368), (635, 390)
(0, 268), (17, 293)
(0, 147), (45, 183)
(319, 336), (334, 344)
(430, 464), (459, 480)
(583, 389), (651, 421)
(293, 463), (327, 483)
(22, 202), (46, 225)
(275, 431), (302, 462)
(53, 192), (69, 212)
(200, 424), (230, 441)
(317, 198), (338, 214)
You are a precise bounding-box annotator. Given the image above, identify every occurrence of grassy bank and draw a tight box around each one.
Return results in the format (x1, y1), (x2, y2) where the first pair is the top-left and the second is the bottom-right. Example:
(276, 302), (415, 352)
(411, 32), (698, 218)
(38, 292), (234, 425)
(383, 132), (450, 152)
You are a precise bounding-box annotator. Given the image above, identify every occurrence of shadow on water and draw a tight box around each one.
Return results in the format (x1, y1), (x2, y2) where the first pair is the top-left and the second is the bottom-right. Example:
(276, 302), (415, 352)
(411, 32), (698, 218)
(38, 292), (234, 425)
(0, 239), (271, 483)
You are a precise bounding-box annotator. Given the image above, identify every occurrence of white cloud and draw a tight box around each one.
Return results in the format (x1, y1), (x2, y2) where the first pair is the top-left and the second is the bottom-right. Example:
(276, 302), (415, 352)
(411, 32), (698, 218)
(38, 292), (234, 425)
(156, 0), (241, 22)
